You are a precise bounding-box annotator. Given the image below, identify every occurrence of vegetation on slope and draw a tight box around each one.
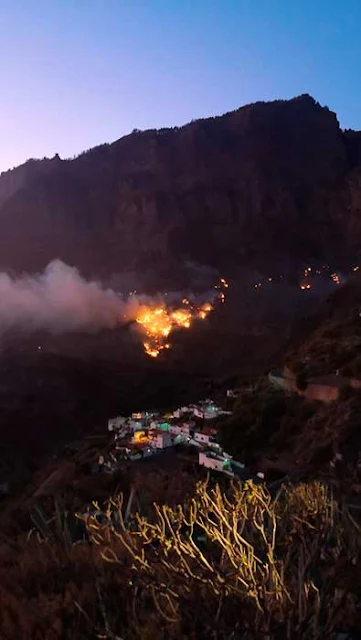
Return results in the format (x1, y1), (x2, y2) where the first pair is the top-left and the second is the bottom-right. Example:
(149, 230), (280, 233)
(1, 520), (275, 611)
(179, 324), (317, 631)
(286, 272), (361, 378)
(218, 380), (361, 489)
(218, 382), (317, 467)
(286, 308), (361, 379)
(210, 276), (361, 483)
(1, 479), (360, 639)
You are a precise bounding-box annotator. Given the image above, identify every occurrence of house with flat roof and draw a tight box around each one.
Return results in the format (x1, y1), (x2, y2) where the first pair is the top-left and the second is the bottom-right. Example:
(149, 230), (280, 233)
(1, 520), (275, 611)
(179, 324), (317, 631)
(149, 430), (172, 449)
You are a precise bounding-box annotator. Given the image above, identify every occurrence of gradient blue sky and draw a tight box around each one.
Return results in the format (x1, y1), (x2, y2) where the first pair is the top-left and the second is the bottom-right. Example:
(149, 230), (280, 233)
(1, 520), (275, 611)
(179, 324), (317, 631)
(1, 0), (360, 173)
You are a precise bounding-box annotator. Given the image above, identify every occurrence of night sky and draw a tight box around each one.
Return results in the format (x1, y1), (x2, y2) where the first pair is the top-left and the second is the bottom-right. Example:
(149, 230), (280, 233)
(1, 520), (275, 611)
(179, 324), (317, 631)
(1, 0), (360, 172)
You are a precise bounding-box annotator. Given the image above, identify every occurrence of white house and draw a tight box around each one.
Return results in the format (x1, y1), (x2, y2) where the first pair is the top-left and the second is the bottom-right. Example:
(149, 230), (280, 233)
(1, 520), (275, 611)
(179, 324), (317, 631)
(194, 426), (217, 445)
(173, 406), (192, 418)
(198, 451), (232, 473)
(204, 409), (219, 420)
(149, 430), (172, 449)
(193, 402), (222, 420)
(169, 422), (193, 436)
(108, 416), (126, 431)
(150, 419), (171, 431)
(194, 431), (213, 444)
(128, 419), (144, 432)
(208, 442), (232, 459)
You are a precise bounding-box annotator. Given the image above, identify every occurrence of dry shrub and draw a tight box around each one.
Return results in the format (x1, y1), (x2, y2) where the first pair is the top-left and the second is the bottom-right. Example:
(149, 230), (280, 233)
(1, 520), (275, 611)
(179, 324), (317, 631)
(0, 535), (95, 639)
(80, 479), (361, 639)
(0, 531), (131, 640)
(1, 480), (360, 639)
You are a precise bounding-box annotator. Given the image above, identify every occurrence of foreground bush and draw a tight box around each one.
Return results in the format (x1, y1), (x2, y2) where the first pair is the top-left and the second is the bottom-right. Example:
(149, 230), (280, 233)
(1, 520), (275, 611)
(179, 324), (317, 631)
(79, 479), (361, 639)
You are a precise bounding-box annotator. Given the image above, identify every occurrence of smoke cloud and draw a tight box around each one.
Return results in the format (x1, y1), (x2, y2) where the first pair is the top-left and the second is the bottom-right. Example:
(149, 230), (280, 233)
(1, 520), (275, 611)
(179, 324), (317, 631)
(0, 260), (226, 344)
(0, 260), (134, 335)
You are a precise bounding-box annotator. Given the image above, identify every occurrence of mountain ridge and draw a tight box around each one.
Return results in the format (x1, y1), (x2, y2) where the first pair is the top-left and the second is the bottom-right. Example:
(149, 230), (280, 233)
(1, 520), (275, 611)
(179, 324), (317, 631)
(1, 94), (361, 283)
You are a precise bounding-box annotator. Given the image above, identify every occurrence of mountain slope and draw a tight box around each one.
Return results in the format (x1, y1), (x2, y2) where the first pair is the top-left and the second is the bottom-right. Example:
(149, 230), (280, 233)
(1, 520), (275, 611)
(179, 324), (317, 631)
(1, 94), (360, 283)
(285, 270), (361, 378)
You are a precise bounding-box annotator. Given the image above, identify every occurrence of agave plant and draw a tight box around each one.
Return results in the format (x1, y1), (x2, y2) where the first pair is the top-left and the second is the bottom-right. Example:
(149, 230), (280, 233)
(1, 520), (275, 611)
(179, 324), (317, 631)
(29, 497), (83, 551)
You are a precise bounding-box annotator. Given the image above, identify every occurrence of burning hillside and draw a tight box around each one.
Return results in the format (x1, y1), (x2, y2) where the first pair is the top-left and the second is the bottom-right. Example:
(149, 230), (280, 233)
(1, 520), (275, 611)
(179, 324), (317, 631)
(135, 279), (228, 357)
(0, 260), (231, 359)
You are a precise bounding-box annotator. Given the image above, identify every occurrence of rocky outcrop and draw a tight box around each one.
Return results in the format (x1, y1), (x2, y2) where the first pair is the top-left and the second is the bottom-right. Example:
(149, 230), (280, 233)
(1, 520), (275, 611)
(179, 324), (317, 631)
(0, 94), (360, 284)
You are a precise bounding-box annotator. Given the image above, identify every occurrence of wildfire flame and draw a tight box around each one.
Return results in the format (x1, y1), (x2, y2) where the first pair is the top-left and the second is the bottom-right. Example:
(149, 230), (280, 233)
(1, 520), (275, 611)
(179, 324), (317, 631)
(136, 278), (228, 357)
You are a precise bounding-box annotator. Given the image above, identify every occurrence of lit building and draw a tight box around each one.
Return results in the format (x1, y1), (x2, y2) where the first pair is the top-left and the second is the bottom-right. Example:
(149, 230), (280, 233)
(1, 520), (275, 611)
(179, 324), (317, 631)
(149, 430), (172, 449)
(198, 451), (232, 473)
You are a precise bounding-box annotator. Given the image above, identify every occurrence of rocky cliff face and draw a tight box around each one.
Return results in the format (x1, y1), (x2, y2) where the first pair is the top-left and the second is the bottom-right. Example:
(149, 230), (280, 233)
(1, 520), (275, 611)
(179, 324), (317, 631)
(0, 94), (360, 285)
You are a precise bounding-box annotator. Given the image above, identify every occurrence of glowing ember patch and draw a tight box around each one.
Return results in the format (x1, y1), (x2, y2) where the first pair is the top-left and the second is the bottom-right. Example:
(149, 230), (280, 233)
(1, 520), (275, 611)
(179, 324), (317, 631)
(136, 278), (228, 357)
(170, 309), (192, 328)
(144, 343), (161, 358)
(198, 302), (213, 320)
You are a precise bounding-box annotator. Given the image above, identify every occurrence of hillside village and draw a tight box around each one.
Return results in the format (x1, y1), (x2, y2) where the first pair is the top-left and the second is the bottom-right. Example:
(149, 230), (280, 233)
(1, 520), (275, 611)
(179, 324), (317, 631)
(3, 357), (356, 508)
(100, 397), (259, 480)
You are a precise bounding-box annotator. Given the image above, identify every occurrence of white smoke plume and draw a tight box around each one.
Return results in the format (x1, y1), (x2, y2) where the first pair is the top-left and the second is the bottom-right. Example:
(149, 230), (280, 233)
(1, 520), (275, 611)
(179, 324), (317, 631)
(0, 260), (137, 335)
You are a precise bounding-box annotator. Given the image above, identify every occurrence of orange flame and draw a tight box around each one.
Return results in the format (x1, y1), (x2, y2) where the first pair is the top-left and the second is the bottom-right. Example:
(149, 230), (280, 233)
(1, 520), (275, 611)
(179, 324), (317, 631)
(136, 278), (228, 357)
